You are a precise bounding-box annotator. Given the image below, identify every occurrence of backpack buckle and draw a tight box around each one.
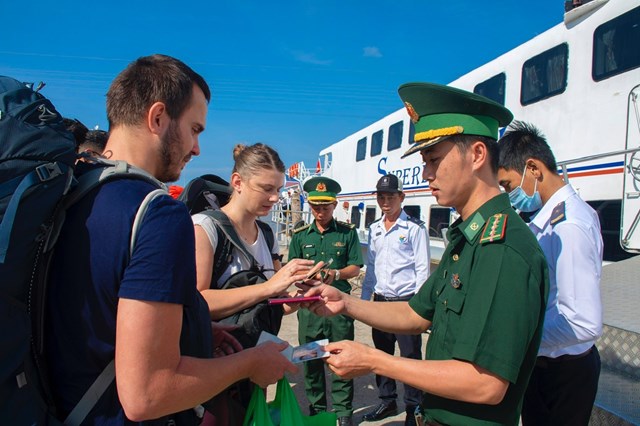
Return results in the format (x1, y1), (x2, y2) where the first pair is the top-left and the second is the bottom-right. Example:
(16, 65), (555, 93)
(36, 162), (63, 182)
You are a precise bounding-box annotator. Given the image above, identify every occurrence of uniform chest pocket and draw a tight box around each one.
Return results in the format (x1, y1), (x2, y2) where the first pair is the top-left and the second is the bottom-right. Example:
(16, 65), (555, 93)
(397, 239), (413, 253)
(436, 273), (467, 315)
(328, 247), (346, 263)
(302, 246), (317, 259)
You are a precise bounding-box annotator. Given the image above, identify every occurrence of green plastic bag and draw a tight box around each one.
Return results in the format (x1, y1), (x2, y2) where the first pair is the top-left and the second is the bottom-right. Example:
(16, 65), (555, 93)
(243, 378), (336, 426)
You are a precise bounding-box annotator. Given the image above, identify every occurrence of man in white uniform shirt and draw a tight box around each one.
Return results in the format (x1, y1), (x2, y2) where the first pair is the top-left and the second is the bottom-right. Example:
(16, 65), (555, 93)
(497, 121), (603, 426)
(360, 174), (430, 426)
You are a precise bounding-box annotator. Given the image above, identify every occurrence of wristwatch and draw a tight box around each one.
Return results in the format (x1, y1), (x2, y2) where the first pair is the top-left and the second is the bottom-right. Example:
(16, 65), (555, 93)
(334, 269), (341, 281)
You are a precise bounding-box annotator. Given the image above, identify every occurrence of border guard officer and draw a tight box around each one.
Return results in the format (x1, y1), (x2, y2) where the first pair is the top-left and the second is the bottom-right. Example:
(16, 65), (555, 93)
(289, 176), (363, 426)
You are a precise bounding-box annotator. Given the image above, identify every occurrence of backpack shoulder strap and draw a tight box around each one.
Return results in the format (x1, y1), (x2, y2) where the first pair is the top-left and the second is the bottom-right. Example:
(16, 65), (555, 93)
(63, 360), (115, 426)
(206, 210), (259, 267)
(129, 189), (167, 256)
(65, 160), (164, 209)
(209, 220), (232, 290)
(201, 210), (263, 289)
(45, 161), (165, 253)
(63, 185), (167, 426)
(256, 220), (279, 262)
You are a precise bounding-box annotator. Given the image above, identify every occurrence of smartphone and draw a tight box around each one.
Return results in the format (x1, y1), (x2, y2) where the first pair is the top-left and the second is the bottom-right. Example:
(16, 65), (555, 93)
(305, 260), (327, 280)
(305, 258), (334, 281)
(267, 295), (323, 305)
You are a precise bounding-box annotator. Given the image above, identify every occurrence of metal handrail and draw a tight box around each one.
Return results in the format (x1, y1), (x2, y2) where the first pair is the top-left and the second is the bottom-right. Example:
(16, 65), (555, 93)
(270, 208), (313, 246)
(558, 147), (640, 181)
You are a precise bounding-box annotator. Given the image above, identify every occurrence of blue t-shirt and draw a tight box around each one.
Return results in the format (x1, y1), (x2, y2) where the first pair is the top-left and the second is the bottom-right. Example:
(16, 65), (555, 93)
(46, 172), (212, 425)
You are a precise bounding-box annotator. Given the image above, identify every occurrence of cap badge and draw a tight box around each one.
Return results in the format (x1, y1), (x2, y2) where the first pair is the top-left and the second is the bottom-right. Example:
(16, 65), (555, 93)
(316, 182), (327, 192)
(404, 102), (420, 124)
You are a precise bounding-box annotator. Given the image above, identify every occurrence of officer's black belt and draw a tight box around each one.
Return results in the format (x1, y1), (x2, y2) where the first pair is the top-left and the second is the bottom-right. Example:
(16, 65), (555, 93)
(536, 345), (594, 368)
(374, 293), (414, 302)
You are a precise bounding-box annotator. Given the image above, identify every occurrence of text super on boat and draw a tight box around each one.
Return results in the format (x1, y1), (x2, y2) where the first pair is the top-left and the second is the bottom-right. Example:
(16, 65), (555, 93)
(291, 0), (640, 265)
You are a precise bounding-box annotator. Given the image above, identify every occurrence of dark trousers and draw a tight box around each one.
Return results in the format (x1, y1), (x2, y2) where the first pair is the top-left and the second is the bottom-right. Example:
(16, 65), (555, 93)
(298, 309), (355, 418)
(522, 346), (600, 426)
(372, 294), (423, 407)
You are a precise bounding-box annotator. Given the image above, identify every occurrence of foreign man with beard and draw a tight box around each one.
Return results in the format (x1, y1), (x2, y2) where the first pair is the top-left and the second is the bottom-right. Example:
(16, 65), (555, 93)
(45, 54), (297, 425)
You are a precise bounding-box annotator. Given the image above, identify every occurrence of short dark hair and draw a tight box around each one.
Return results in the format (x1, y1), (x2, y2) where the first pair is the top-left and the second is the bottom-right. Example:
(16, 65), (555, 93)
(447, 134), (499, 174)
(63, 117), (89, 147)
(79, 129), (109, 154)
(497, 120), (557, 172)
(106, 54), (211, 129)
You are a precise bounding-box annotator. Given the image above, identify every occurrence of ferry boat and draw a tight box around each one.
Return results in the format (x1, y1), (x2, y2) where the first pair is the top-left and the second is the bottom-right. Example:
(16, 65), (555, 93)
(285, 0), (640, 266)
(278, 0), (640, 422)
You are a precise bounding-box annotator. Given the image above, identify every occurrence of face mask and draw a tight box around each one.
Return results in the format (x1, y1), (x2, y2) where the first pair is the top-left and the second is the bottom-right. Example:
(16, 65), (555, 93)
(508, 166), (542, 212)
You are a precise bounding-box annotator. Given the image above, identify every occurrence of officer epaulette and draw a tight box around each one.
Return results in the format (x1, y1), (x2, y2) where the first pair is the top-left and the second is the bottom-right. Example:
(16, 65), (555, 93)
(337, 220), (356, 229)
(550, 201), (566, 227)
(293, 224), (311, 234)
(479, 213), (508, 244)
(407, 215), (425, 226)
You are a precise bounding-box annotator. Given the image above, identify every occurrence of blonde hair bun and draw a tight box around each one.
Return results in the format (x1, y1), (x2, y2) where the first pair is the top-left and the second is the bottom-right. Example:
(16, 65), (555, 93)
(233, 143), (248, 161)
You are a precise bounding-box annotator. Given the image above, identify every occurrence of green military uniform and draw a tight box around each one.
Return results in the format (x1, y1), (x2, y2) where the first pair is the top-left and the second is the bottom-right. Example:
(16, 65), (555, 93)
(397, 82), (550, 425)
(409, 194), (548, 425)
(289, 177), (363, 418)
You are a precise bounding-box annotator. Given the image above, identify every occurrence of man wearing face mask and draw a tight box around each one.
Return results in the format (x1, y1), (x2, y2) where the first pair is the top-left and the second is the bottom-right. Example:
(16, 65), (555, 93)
(497, 121), (603, 426)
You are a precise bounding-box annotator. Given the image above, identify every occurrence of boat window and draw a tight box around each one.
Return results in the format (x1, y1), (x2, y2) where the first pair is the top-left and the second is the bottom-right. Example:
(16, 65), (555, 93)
(403, 205), (420, 220)
(388, 121), (404, 151)
(408, 122), (415, 147)
(474, 73), (506, 105)
(370, 130), (383, 157)
(350, 206), (361, 229)
(593, 6), (640, 81)
(587, 199), (637, 262)
(356, 136), (367, 162)
(365, 206), (377, 229)
(428, 206), (450, 239)
(521, 43), (568, 106)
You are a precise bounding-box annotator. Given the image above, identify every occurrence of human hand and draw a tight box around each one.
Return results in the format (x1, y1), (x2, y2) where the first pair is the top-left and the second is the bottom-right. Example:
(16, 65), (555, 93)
(267, 258), (314, 295)
(321, 269), (336, 285)
(300, 284), (346, 316)
(211, 322), (243, 357)
(248, 341), (298, 388)
(324, 340), (375, 379)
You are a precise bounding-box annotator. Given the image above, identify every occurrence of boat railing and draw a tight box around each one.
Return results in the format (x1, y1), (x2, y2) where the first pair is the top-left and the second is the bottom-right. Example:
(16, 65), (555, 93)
(270, 208), (314, 247)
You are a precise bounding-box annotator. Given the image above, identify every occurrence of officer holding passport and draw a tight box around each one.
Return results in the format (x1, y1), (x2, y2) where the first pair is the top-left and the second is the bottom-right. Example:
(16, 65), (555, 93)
(302, 83), (549, 426)
(288, 176), (363, 426)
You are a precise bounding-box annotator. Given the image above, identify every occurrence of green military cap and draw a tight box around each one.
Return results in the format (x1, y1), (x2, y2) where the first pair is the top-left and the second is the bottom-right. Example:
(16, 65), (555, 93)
(399, 82), (513, 158)
(304, 176), (341, 205)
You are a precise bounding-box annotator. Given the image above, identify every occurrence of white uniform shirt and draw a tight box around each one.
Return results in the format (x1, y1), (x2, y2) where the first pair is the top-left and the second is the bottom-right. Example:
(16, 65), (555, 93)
(361, 210), (430, 300)
(192, 213), (277, 284)
(529, 184), (603, 358)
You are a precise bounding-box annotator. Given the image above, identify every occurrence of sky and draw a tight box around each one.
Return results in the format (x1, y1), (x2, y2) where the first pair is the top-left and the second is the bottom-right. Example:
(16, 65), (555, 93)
(1, 0), (563, 185)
